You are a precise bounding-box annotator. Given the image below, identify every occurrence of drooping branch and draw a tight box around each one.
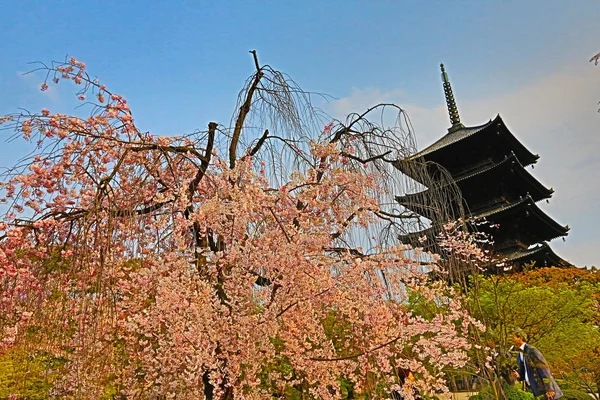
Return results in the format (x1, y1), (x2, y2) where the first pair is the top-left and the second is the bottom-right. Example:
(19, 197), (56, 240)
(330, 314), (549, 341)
(112, 200), (174, 217)
(128, 143), (209, 162)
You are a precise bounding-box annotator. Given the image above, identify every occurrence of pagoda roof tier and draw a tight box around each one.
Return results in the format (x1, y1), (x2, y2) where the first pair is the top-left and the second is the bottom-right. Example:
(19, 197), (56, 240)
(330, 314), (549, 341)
(408, 115), (538, 164)
(397, 152), (554, 218)
(472, 195), (569, 244)
(399, 194), (569, 248)
(498, 243), (571, 269)
(398, 231), (570, 270)
(395, 196), (461, 221)
(396, 115), (540, 184)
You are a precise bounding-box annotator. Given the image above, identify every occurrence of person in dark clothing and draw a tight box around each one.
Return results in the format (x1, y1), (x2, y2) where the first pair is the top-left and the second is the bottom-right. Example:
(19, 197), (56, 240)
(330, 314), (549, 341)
(511, 329), (563, 400)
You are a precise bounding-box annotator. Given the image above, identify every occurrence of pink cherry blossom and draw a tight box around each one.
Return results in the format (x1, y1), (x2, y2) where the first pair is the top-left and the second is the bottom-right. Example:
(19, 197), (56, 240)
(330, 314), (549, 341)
(0, 58), (487, 399)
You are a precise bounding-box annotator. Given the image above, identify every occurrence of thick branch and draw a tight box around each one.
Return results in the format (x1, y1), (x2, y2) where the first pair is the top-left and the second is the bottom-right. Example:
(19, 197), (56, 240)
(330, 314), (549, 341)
(230, 52), (264, 169)
(185, 123), (216, 264)
(324, 247), (367, 258)
(112, 200), (174, 217)
(374, 210), (421, 220)
(268, 207), (291, 244)
(189, 122), (216, 198)
(250, 50), (261, 72)
(249, 129), (269, 156)
(128, 144), (209, 162)
(330, 212), (357, 240)
(340, 150), (392, 164)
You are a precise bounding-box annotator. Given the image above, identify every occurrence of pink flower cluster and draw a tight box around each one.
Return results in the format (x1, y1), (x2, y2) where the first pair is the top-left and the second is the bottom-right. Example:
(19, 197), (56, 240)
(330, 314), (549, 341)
(0, 61), (487, 399)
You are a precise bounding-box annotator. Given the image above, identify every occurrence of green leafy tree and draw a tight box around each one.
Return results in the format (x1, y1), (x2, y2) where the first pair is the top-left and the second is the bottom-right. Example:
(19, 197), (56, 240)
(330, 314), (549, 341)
(468, 268), (600, 398)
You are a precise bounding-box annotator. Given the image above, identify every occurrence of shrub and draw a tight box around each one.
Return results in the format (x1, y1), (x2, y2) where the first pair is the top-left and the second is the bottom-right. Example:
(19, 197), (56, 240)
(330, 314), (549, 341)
(469, 384), (534, 400)
(0, 347), (65, 400)
(561, 389), (591, 400)
(555, 379), (572, 390)
(503, 385), (535, 400)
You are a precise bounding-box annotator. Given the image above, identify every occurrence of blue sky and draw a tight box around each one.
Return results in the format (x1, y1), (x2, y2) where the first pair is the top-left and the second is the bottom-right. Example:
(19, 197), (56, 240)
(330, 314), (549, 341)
(1, 1), (599, 266)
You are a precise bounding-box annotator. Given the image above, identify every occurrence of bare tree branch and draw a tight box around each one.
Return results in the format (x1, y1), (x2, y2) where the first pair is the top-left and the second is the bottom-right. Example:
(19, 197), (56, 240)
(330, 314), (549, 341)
(230, 52), (264, 168)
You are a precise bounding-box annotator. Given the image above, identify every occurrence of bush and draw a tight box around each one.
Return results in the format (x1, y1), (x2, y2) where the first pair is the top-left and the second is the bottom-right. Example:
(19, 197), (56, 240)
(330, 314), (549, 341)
(469, 384), (534, 400)
(561, 389), (591, 400)
(0, 347), (64, 400)
(555, 379), (572, 390)
(469, 386), (592, 400)
(504, 385), (536, 400)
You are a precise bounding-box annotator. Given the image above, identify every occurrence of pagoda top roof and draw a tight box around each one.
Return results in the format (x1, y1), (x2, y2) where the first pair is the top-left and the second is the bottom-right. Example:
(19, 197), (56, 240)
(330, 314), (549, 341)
(404, 115), (540, 166)
(408, 119), (495, 160)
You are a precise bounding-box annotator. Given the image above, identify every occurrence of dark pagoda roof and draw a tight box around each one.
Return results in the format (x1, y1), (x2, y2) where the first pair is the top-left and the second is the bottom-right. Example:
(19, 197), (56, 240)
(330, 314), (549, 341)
(397, 152), (554, 218)
(398, 226), (439, 249)
(399, 233), (570, 270)
(405, 115), (539, 166)
(407, 119), (495, 160)
(499, 242), (571, 269)
(400, 194), (569, 248)
(453, 152), (552, 202)
(472, 195), (569, 244)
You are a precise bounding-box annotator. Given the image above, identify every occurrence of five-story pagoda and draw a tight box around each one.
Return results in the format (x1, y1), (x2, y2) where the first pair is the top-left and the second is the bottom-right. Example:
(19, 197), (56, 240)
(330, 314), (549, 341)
(396, 64), (570, 270)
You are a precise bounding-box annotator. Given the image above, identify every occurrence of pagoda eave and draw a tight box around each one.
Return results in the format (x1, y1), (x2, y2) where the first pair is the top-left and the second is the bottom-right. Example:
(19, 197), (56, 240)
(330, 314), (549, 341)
(472, 195), (569, 243)
(397, 152), (554, 213)
(401, 115), (539, 169)
(497, 243), (571, 269)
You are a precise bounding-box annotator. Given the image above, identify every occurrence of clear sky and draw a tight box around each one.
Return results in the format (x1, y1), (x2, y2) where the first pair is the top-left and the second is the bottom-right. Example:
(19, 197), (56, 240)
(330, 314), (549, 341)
(1, 1), (599, 266)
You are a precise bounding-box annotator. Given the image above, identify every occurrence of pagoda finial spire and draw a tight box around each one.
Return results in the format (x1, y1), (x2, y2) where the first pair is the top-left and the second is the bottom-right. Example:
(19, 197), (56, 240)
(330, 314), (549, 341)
(441, 63), (464, 133)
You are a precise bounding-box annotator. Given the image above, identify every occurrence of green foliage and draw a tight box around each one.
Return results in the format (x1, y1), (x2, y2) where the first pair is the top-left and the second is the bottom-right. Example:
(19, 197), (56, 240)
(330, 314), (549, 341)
(338, 377), (355, 399)
(502, 385), (535, 400)
(0, 347), (66, 400)
(554, 379), (573, 390)
(561, 389), (593, 400)
(322, 310), (357, 358)
(40, 247), (71, 275)
(469, 384), (534, 400)
(466, 269), (600, 399)
(470, 274), (594, 346)
(407, 285), (460, 322)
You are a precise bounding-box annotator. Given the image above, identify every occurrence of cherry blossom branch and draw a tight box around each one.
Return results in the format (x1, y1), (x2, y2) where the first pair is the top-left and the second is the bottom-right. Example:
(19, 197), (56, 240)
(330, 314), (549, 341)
(309, 334), (404, 362)
(268, 207), (291, 243)
(274, 287), (332, 319)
